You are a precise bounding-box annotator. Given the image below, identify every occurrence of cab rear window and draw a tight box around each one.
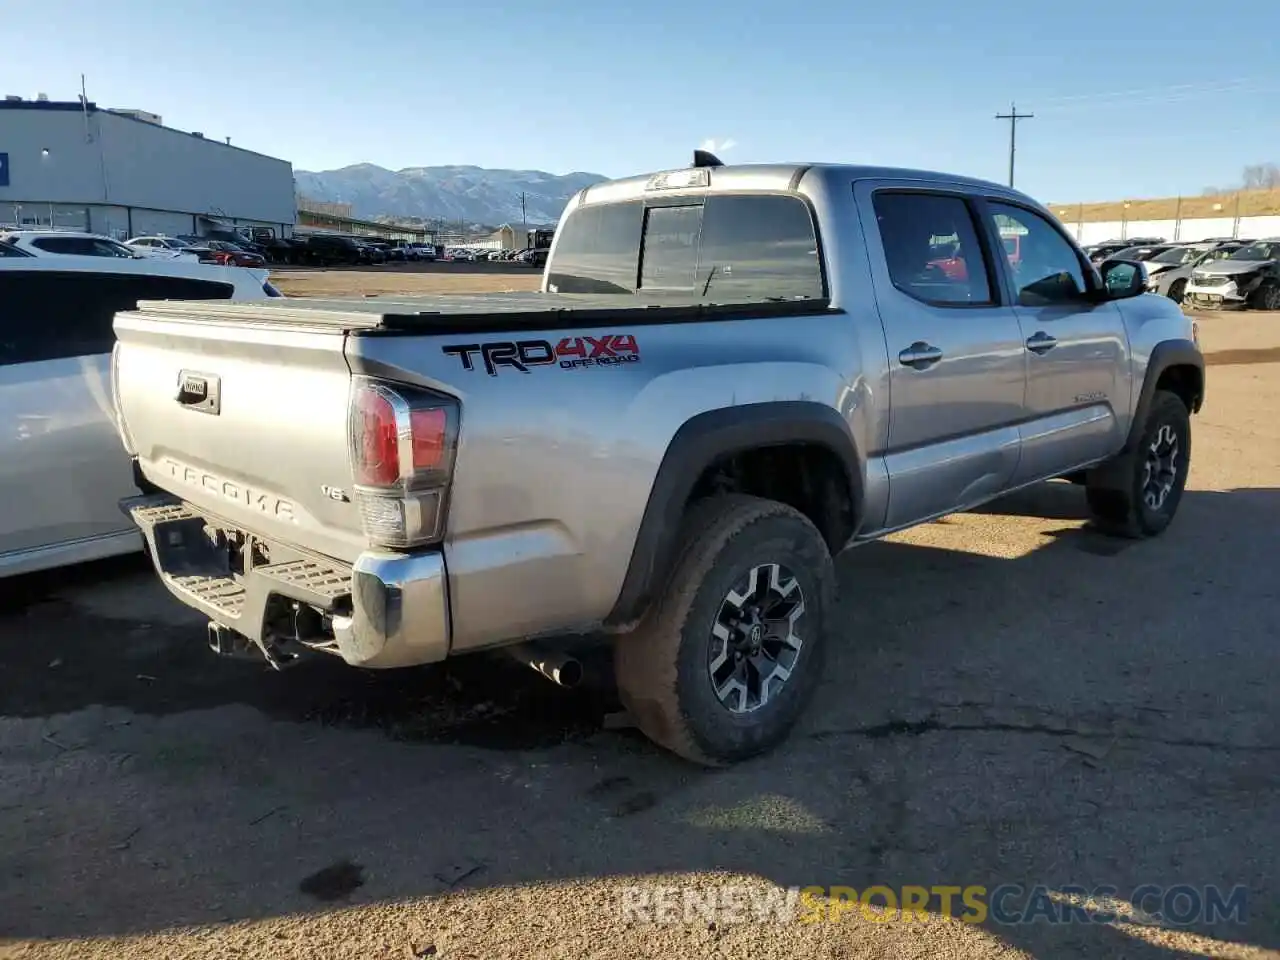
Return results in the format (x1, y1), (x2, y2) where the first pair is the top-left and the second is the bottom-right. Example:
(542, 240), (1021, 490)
(547, 194), (824, 301)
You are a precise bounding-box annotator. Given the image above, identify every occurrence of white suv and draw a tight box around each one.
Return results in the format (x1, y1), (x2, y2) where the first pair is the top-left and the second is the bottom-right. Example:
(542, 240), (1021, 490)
(0, 254), (279, 577)
(1, 230), (141, 259)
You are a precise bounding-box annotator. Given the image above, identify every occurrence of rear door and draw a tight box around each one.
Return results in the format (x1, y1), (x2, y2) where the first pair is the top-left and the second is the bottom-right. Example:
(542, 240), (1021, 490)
(855, 183), (1027, 529)
(977, 200), (1131, 484)
(0, 270), (234, 558)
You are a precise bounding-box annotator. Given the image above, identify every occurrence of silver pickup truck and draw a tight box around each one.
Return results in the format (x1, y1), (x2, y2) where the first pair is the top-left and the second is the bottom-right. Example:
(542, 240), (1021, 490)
(112, 156), (1204, 765)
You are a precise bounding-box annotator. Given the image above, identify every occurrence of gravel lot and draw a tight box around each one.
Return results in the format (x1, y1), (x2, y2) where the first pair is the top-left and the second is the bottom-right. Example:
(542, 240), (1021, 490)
(268, 262), (542, 298)
(0, 272), (1276, 959)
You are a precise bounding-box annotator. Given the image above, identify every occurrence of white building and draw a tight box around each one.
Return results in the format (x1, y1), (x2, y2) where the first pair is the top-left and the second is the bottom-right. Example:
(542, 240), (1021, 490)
(0, 96), (296, 239)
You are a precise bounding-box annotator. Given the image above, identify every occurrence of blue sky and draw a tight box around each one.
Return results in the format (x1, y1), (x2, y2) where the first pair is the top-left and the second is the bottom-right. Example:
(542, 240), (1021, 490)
(3, 0), (1278, 202)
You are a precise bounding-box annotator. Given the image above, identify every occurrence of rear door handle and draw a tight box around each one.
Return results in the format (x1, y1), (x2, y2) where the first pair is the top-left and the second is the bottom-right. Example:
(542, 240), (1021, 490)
(1026, 331), (1058, 355)
(898, 341), (944, 370)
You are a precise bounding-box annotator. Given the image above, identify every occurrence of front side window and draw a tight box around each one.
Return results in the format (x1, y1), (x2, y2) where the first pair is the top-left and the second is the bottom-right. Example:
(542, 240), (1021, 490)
(873, 192), (993, 305)
(987, 202), (1087, 306)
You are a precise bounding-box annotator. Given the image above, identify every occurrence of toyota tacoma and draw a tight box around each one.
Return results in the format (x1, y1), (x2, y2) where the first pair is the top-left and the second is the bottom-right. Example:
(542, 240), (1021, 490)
(112, 154), (1204, 765)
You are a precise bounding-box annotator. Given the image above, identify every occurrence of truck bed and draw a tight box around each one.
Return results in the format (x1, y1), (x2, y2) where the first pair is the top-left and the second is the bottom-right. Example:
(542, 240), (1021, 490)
(129, 291), (835, 335)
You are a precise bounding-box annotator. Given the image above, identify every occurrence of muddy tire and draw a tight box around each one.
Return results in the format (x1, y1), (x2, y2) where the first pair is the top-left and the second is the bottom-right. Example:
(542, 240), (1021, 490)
(1086, 390), (1191, 538)
(613, 494), (835, 766)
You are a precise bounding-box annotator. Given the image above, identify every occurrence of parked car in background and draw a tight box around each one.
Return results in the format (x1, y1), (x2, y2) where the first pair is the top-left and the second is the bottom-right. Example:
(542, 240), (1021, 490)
(0, 254), (278, 578)
(203, 240), (267, 268)
(125, 236), (200, 261)
(1144, 241), (1246, 303)
(2, 230), (142, 259)
(301, 234), (362, 266)
(1184, 238), (1280, 311)
(253, 236), (303, 265)
(408, 243), (436, 261)
(1084, 238), (1167, 265)
(353, 240), (386, 265)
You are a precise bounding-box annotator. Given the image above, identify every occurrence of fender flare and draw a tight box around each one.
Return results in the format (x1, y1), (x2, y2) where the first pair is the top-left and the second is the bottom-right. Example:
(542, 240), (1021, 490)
(1125, 338), (1204, 451)
(604, 401), (862, 627)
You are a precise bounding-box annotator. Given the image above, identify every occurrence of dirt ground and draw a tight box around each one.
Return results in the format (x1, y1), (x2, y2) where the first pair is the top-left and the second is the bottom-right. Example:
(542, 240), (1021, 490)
(0, 273), (1277, 958)
(268, 262), (542, 298)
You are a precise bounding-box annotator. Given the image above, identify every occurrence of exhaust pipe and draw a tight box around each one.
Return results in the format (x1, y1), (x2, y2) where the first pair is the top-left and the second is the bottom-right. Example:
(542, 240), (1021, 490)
(507, 643), (583, 688)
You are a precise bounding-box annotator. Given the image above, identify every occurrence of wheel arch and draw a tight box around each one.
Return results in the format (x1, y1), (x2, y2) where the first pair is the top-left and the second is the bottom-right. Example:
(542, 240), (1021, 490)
(604, 401), (862, 627)
(1127, 339), (1204, 451)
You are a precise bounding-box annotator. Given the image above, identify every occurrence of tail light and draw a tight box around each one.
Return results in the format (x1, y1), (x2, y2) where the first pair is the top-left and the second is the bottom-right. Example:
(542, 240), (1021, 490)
(348, 378), (458, 549)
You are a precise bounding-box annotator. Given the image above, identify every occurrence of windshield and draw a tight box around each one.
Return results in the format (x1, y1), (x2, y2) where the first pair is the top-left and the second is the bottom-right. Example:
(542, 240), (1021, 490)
(1151, 246), (1204, 265)
(1229, 243), (1280, 261)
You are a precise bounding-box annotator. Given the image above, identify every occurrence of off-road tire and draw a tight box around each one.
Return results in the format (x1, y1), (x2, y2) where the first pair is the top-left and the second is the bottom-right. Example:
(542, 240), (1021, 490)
(613, 494), (835, 766)
(1086, 389), (1191, 538)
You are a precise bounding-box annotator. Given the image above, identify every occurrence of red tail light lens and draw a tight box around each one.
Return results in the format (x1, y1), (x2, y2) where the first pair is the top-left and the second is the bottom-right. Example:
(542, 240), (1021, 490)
(348, 379), (458, 549)
(409, 408), (447, 471)
(352, 386), (400, 486)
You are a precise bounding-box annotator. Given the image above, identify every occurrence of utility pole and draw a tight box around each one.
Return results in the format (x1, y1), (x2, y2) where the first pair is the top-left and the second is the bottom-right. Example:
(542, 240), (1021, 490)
(520, 192), (527, 244)
(994, 102), (1033, 188)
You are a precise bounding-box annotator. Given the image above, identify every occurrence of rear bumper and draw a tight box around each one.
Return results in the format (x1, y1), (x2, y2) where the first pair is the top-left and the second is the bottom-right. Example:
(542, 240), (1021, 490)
(123, 494), (451, 668)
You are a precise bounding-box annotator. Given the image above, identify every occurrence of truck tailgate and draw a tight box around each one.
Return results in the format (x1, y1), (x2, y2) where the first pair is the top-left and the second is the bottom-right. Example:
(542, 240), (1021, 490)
(113, 301), (368, 563)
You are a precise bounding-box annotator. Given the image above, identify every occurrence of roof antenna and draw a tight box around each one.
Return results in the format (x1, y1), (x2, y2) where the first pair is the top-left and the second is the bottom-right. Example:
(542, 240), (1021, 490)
(692, 149), (723, 168)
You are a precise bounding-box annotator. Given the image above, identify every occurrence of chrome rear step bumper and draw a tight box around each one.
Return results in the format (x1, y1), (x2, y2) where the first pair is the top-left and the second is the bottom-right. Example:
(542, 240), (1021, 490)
(123, 494), (451, 668)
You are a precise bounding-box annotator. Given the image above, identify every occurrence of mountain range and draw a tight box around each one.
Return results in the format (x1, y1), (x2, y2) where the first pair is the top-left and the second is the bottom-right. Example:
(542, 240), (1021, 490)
(293, 164), (608, 228)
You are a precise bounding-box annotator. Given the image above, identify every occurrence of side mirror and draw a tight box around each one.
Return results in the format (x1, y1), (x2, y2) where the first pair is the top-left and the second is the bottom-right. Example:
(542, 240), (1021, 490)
(1099, 258), (1151, 300)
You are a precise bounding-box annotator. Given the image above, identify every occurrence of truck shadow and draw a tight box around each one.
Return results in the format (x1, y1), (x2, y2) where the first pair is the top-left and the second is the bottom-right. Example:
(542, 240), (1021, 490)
(0, 484), (1276, 958)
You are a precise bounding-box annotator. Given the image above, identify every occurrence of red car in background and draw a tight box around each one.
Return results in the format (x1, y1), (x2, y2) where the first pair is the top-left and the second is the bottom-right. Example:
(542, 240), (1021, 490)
(927, 232), (1022, 281)
(204, 240), (267, 268)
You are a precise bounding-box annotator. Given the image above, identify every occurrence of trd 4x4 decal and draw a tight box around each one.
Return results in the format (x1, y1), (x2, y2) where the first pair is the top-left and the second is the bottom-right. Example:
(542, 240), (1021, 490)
(442, 334), (640, 376)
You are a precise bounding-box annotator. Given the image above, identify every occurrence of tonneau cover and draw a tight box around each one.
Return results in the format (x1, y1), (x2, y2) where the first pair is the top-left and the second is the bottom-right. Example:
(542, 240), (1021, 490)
(127, 292), (834, 335)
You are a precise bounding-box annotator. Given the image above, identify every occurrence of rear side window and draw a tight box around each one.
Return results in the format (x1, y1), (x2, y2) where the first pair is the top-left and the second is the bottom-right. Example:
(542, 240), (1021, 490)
(873, 192), (993, 305)
(546, 200), (642, 294)
(0, 272), (234, 366)
(31, 236), (135, 258)
(698, 195), (823, 301)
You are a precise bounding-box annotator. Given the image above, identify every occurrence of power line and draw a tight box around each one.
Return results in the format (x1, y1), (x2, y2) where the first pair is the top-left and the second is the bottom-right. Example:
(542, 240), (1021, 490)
(995, 102), (1033, 188)
(1034, 77), (1256, 105)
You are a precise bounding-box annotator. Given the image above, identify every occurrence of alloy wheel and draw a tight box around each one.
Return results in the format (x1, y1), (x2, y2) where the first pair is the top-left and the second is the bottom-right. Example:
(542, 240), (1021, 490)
(708, 562), (806, 714)
(1142, 423), (1180, 511)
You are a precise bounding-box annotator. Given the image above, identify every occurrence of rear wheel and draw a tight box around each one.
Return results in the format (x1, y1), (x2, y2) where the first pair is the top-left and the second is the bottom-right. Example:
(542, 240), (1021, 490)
(1086, 389), (1190, 538)
(613, 495), (835, 766)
